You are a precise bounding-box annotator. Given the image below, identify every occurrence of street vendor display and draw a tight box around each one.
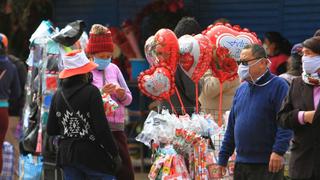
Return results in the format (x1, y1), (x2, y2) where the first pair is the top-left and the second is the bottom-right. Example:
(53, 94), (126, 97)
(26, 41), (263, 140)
(138, 23), (262, 179)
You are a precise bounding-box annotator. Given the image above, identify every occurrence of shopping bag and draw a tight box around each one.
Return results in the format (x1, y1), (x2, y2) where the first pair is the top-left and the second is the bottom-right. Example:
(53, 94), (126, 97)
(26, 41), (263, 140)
(18, 154), (43, 180)
(0, 141), (14, 180)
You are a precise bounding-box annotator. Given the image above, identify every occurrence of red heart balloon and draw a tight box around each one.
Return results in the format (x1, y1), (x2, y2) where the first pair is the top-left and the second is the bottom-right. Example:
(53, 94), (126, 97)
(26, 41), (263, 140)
(204, 23), (261, 61)
(193, 34), (213, 82)
(178, 34), (212, 83)
(138, 64), (175, 100)
(145, 29), (179, 72)
(203, 23), (261, 83)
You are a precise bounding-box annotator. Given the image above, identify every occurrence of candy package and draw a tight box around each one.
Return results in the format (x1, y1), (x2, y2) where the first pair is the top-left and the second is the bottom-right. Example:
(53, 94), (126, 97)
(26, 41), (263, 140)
(102, 93), (119, 116)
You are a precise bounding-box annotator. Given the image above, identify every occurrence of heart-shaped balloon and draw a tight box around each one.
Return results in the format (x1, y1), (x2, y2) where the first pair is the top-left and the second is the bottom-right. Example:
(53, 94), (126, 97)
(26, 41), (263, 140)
(178, 35), (200, 80)
(138, 64), (175, 100)
(178, 34), (212, 83)
(144, 29), (179, 72)
(193, 34), (213, 82)
(144, 36), (157, 66)
(203, 23), (261, 61)
(203, 23), (261, 83)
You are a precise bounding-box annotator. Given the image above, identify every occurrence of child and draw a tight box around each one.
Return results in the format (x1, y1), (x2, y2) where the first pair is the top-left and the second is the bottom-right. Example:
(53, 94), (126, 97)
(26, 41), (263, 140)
(86, 24), (134, 180)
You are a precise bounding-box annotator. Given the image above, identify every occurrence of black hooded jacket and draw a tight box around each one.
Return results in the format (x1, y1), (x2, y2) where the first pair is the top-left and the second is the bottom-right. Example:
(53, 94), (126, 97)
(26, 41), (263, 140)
(47, 75), (119, 174)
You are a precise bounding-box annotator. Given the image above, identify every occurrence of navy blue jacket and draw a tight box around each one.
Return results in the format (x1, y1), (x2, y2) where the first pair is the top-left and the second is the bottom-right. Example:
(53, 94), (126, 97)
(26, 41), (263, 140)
(218, 71), (292, 166)
(0, 55), (21, 101)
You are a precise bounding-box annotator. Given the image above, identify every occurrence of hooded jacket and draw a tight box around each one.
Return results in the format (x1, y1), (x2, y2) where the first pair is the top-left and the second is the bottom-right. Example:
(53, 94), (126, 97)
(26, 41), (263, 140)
(47, 76), (119, 174)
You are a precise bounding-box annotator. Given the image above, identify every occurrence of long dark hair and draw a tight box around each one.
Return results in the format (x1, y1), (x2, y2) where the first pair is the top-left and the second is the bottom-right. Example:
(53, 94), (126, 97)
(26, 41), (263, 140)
(264, 32), (292, 56)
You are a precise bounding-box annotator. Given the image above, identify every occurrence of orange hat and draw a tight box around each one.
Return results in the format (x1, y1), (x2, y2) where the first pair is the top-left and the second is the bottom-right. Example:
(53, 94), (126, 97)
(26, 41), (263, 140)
(59, 49), (98, 79)
(0, 33), (8, 48)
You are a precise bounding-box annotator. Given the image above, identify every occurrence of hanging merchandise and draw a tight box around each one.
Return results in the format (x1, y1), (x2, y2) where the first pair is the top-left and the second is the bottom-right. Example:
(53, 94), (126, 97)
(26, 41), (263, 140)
(51, 20), (86, 47)
(20, 19), (86, 179)
(148, 145), (190, 180)
(136, 110), (237, 179)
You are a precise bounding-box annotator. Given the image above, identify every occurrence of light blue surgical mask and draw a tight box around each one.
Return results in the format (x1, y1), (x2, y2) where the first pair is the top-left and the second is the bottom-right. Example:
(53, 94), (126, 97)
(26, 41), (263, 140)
(237, 59), (274, 86)
(237, 59), (262, 81)
(94, 57), (111, 70)
(302, 55), (320, 74)
(237, 64), (250, 81)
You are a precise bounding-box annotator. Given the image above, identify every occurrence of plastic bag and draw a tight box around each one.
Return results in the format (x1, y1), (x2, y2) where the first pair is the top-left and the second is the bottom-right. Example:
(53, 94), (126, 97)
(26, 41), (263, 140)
(136, 111), (159, 147)
(19, 154), (43, 180)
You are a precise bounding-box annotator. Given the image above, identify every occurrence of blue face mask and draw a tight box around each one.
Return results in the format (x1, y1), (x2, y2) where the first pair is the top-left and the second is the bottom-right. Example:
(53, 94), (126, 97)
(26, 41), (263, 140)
(238, 59), (275, 86)
(302, 55), (320, 74)
(237, 59), (262, 81)
(94, 57), (111, 70)
(237, 64), (250, 81)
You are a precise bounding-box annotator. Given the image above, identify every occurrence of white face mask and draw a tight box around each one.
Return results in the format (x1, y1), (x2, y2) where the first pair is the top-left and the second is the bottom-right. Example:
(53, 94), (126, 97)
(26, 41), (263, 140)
(237, 58), (274, 86)
(302, 55), (320, 74)
(237, 59), (262, 81)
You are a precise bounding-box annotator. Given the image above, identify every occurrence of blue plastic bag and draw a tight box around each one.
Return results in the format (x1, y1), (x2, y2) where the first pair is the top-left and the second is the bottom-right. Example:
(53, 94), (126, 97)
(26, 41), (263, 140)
(19, 154), (43, 180)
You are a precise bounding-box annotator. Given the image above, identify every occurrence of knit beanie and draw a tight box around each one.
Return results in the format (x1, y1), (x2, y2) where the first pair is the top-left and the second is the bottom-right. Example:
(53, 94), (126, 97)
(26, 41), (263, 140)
(86, 24), (114, 54)
(302, 36), (320, 55)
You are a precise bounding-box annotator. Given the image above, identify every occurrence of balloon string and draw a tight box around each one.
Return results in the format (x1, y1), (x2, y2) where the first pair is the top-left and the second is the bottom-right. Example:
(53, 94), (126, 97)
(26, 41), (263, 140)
(174, 86), (186, 115)
(218, 81), (223, 127)
(168, 98), (177, 115)
(196, 84), (199, 114)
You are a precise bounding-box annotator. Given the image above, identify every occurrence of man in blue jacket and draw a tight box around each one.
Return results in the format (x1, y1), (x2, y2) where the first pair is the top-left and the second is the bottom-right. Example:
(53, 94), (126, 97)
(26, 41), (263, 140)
(218, 44), (292, 180)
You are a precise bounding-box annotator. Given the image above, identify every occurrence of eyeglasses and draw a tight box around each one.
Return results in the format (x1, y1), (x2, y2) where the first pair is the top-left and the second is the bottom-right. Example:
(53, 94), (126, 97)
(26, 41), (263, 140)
(236, 57), (264, 66)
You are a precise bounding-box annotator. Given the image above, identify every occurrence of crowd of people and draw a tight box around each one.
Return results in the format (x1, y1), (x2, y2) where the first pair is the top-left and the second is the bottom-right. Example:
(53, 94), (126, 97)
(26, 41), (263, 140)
(1, 15), (320, 180)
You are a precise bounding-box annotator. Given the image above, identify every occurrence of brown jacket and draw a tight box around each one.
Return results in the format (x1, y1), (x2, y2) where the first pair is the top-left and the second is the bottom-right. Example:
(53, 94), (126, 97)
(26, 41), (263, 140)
(199, 70), (239, 121)
(277, 77), (320, 179)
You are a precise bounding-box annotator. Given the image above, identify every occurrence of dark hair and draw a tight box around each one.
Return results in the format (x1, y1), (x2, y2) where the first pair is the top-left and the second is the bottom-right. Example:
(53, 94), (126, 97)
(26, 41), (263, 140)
(214, 18), (230, 25)
(302, 36), (320, 55)
(264, 31), (292, 56)
(61, 73), (90, 87)
(314, 29), (320, 37)
(174, 17), (201, 38)
(243, 44), (267, 59)
(287, 53), (302, 76)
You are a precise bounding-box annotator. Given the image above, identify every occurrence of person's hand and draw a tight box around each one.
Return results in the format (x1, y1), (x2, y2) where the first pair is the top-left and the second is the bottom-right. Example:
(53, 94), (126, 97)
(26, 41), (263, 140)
(269, 152), (284, 173)
(304, 111), (315, 124)
(218, 165), (227, 177)
(102, 83), (117, 94)
(115, 87), (126, 99)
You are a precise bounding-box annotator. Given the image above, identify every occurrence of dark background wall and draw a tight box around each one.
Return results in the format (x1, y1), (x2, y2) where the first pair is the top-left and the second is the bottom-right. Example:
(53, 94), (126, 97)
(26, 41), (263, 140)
(53, 0), (320, 44)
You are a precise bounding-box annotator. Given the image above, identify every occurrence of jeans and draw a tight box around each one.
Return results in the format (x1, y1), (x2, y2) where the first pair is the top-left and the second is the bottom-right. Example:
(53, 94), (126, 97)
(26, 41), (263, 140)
(63, 165), (116, 180)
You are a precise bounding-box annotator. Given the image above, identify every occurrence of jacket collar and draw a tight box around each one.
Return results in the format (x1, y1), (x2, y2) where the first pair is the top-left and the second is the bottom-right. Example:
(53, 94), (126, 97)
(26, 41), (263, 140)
(248, 69), (273, 86)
